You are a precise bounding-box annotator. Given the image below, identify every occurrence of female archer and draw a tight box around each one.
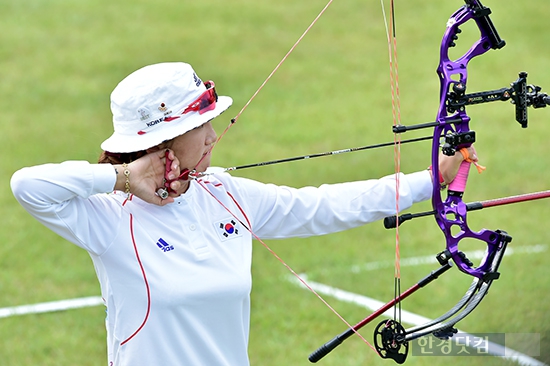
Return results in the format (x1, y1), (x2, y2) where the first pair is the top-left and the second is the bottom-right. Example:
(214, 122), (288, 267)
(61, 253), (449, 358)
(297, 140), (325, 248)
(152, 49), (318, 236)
(11, 62), (473, 366)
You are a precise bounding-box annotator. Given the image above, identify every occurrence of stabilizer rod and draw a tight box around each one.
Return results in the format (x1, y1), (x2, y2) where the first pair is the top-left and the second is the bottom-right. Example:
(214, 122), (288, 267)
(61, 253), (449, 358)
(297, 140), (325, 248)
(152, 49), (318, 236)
(384, 189), (550, 229)
(308, 262), (453, 363)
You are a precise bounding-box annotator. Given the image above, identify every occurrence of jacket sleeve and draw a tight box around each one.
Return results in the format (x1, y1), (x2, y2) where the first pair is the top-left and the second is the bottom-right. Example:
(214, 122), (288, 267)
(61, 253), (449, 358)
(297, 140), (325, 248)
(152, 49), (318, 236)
(228, 170), (433, 239)
(10, 161), (123, 255)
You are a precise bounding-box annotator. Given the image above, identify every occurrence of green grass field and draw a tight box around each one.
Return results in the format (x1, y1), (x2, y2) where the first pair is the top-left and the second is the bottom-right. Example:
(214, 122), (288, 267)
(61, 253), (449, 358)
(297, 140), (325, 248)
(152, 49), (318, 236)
(1, 0), (549, 365)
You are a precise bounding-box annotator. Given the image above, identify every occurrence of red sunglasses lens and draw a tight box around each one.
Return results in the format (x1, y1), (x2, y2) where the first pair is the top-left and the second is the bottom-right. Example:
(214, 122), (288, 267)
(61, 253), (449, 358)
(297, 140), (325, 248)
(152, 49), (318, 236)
(183, 81), (218, 115)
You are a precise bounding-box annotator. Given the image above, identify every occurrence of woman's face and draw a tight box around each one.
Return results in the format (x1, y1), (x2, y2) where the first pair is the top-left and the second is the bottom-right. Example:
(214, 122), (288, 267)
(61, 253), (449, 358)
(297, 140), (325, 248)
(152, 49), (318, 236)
(168, 121), (218, 174)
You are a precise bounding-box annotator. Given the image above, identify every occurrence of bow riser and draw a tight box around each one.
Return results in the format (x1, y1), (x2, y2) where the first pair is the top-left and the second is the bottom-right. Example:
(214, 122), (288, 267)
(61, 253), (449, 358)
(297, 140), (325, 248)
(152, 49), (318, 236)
(432, 0), (509, 279)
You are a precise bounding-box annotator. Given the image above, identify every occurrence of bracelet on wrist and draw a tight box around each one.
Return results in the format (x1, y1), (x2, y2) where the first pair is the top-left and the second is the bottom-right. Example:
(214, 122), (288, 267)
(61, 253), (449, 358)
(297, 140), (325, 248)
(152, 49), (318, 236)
(122, 163), (131, 198)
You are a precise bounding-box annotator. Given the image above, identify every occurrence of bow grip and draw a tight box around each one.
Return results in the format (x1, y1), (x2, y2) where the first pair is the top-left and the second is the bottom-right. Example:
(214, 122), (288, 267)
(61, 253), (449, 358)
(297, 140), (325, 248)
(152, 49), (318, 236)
(448, 160), (471, 193)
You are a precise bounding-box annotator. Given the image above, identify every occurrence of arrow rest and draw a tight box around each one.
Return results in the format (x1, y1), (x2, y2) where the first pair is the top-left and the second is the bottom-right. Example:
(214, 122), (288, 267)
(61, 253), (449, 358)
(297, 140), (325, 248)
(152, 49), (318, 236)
(374, 319), (409, 364)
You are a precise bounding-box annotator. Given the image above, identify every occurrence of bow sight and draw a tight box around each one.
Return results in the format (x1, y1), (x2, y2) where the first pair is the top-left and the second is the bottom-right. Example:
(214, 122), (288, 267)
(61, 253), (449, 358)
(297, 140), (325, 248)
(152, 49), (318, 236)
(447, 71), (550, 128)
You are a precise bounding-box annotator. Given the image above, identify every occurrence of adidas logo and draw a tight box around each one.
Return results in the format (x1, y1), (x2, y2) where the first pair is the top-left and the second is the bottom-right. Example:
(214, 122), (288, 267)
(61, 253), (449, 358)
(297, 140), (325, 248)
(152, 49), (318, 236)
(156, 238), (174, 253)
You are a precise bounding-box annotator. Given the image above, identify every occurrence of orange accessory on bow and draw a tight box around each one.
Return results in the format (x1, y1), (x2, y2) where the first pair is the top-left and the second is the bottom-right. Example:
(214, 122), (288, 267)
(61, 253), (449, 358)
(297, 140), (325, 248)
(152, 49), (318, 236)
(459, 147), (486, 173)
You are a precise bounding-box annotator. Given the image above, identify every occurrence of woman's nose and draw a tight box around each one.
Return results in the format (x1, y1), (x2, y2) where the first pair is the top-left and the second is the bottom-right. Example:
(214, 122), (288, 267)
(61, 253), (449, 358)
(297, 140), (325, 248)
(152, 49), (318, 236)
(205, 122), (217, 145)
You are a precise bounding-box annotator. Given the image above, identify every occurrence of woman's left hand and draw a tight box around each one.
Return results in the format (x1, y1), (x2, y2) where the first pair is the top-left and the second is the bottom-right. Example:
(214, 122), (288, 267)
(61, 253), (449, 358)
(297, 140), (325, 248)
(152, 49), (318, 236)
(438, 145), (478, 184)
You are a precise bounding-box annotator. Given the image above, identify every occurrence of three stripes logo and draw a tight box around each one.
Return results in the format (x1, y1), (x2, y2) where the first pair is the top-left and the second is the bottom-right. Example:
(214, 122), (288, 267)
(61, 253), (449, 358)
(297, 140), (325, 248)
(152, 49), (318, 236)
(156, 238), (174, 253)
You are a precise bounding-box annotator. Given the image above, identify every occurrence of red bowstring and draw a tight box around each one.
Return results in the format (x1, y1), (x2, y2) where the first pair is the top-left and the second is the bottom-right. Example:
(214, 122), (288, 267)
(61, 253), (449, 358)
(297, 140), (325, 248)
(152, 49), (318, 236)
(190, 0), (335, 178)
(231, 0), (334, 125)
(196, 179), (375, 350)
(189, 0), (378, 352)
(382, 0), (403, 321)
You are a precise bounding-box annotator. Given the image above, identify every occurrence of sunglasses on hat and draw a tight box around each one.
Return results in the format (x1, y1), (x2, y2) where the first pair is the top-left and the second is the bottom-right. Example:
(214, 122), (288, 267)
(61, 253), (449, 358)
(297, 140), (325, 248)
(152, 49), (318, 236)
(183, 81), (218, 115)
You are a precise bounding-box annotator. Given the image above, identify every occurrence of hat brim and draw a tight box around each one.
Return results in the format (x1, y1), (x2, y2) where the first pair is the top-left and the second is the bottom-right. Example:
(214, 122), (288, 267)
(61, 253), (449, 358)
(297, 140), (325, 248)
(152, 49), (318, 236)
(101, 96), (233, 153)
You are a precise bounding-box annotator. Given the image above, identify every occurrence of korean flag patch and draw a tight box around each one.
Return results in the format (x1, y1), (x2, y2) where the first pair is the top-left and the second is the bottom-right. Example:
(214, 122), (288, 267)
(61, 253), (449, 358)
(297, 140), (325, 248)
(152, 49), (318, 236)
(215, 218), (244, 241)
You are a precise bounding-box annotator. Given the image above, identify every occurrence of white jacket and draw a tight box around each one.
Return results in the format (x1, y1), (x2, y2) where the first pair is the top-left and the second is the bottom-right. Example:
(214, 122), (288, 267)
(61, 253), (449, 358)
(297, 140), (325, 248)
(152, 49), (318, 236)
(11, 161), (432, 366)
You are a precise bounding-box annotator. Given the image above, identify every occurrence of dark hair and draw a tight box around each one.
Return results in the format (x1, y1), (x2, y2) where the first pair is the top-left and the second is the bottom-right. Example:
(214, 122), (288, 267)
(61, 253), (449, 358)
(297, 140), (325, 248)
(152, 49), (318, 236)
(98, 150), (148, 165)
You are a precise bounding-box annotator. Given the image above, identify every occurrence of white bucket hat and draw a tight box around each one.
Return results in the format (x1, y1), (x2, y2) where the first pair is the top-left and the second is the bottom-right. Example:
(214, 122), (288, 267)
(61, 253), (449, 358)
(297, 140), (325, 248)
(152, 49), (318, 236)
(101, 62), (233, 153)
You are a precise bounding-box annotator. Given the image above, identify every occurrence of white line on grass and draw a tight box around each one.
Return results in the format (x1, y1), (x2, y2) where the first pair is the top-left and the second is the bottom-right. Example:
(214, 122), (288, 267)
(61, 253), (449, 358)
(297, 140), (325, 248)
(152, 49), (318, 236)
(289, 275), (546, 366)
(351, 244), (547, 273)
(0, 246), (546, 363)
(0, 296), (103, 319)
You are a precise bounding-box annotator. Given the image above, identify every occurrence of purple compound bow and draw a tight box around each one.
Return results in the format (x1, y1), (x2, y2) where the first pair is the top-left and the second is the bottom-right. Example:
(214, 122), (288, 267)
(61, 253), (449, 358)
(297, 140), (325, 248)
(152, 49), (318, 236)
(309, 0), (550, 363)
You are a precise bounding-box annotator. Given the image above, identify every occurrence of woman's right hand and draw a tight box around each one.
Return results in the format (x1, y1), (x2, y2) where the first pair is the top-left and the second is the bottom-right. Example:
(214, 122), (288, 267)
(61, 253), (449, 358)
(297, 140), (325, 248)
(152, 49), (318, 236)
(114, 149), (183, 205)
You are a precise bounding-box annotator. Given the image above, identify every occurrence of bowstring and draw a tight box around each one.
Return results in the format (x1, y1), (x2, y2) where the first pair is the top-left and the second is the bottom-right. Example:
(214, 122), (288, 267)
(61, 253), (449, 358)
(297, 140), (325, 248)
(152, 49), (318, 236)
(191, 0), (377, 353)
(231, 0), (334, 125)
(196, 179), (374, 350)
(381, 0), (403, 326)
(193, 0), (335, 177)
